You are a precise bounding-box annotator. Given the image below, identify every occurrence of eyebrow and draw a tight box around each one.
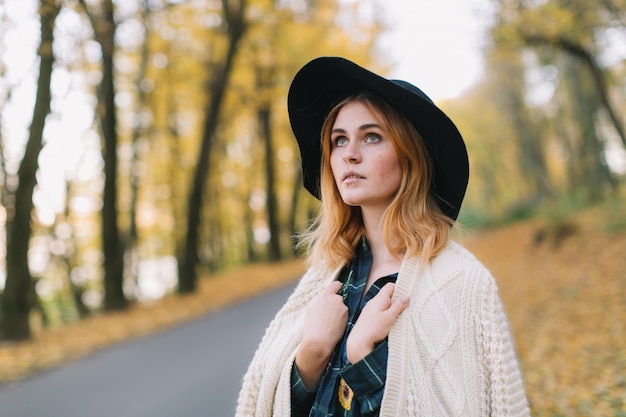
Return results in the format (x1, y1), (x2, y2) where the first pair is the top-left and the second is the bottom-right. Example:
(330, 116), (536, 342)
(331, 123), (382, 134)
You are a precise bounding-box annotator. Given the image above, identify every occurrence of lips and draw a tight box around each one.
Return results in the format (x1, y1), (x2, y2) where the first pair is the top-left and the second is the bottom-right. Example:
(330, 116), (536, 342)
(342, 172), (365, 182)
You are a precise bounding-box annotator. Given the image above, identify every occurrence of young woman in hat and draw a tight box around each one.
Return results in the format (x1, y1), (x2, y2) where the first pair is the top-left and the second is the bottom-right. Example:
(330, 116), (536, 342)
(236, 57), (529, 417)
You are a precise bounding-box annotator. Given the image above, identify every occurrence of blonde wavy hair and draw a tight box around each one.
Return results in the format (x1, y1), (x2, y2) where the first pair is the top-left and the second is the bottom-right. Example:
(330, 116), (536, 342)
(298, 92), (455, 269)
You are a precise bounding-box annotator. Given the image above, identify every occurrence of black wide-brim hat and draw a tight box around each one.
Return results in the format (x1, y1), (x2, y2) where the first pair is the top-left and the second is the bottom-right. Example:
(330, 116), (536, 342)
(288, 56), (469, 220)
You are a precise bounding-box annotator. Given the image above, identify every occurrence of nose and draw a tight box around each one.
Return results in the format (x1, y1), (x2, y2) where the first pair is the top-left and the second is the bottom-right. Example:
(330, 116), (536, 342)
(343, 140), (361, 163)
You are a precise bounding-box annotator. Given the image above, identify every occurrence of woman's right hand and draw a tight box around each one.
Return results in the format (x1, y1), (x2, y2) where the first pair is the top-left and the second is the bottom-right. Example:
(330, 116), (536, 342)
(295, 281), (348, 389)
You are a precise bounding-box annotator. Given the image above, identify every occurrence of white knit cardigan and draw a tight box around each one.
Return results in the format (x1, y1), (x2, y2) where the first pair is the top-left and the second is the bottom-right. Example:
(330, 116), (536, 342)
(235, 242), (530, 417)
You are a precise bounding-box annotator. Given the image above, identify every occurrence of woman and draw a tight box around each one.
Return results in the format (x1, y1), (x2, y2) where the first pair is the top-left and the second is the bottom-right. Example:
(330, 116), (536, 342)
(236, 57), (529, 417)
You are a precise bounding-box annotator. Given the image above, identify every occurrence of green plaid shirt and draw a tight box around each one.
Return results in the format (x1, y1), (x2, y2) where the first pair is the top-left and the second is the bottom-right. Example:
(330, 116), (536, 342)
(291, 241), (398, 417)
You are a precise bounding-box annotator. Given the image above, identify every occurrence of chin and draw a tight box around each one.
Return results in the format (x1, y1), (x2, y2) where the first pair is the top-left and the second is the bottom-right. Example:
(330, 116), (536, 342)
(343, 199), (371, 209)
(339, 194), (362, 206)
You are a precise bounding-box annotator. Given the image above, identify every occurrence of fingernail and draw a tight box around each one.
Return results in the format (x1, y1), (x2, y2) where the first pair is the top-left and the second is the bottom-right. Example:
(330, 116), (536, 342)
(400, 295), (409, 304)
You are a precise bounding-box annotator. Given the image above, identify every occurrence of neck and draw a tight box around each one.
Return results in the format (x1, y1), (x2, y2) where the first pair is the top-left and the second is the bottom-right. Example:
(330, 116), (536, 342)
(361, 207), (403, 276)
(361, 206), (385, 247)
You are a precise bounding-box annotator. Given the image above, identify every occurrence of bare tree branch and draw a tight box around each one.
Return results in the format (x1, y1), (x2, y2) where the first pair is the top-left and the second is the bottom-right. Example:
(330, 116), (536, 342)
(523, 34), (626, 149)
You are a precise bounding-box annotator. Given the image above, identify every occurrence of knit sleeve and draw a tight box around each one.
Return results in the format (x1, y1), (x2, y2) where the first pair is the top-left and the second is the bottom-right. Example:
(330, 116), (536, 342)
(235, 290), (308, 417)
(236, 352), (264, 417)
(480, 276), (530, 417)
(235, 264), (342, 417)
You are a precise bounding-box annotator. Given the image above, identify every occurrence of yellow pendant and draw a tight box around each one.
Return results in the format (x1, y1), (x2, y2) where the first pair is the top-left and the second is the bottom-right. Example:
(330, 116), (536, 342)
(338, 377), (353, 411)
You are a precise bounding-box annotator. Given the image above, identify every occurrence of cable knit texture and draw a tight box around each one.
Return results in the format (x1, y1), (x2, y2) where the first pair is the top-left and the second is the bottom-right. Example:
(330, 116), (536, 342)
(235, 242), (530, 417)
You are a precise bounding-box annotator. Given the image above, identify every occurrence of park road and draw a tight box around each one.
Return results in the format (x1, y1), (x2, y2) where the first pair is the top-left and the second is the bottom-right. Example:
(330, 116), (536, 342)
(0, 283), (295, 417)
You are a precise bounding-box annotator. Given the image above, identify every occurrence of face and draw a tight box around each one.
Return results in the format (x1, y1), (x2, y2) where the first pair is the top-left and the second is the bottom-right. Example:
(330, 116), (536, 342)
(329, 100), (402, 211)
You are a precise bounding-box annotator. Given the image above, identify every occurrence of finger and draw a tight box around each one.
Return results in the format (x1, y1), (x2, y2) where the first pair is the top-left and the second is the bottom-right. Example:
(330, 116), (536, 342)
(387, 293), (410, 316)
(366, 282), (394, 311)
(379, 282), (395, 297)
(327, 280), (344, 294)
(371, 282), (395, 307)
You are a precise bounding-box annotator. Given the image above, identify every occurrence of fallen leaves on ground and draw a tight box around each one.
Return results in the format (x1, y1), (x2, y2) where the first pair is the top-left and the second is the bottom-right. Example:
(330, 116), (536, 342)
(459, 204), (625, 417)
(1, 204), (624, 416)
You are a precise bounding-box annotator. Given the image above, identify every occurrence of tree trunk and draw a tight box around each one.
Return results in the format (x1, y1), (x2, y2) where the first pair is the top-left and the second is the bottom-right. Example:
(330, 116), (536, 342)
(178, 0), (247, 293)
(496, 59), (552, 201)
(258, 105), (281, 261)
(564, 57), (616, 198)
(99, 0), (126, 310)
(244, 188), (257, 262)
(78, 0), (127, 310)
(1, 0), (60, 340)
(126, 0), (153, 298)
(288, 168), (302, 253)
(62, 182), (90, 319)
(163, 43), (186, 290)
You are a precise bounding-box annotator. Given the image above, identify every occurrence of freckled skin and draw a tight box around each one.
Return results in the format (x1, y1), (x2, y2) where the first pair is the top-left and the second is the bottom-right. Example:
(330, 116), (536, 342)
(330, 101), (403, 212)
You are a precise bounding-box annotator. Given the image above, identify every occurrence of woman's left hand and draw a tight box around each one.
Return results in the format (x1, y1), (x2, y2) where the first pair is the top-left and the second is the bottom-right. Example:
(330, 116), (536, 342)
(346, 282), (410, 364)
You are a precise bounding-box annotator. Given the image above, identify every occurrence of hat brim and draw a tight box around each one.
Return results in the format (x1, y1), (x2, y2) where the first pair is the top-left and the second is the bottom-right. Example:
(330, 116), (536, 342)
(288, 57), (469, 220)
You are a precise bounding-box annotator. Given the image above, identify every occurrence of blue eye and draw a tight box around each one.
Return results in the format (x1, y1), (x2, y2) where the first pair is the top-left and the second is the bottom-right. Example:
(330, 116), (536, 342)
(365, 133), (381, 143)
(334, 136), (348, 147)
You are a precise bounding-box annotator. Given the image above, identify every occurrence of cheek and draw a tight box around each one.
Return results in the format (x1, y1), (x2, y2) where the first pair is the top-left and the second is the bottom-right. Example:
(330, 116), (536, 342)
(379, 154), (403, 188)
(329, 153), (342, 180)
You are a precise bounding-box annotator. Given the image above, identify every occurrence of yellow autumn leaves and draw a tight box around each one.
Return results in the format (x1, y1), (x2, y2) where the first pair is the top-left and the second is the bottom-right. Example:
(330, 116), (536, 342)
(462, 203), (626, 416)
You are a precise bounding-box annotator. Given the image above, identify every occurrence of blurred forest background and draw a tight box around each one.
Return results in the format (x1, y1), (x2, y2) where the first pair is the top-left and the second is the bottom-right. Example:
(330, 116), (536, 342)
(0, 0), (624, 415)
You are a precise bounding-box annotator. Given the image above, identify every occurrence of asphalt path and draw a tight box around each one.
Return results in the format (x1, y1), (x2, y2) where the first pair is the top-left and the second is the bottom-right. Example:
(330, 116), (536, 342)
(0, 283), (296, 417)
